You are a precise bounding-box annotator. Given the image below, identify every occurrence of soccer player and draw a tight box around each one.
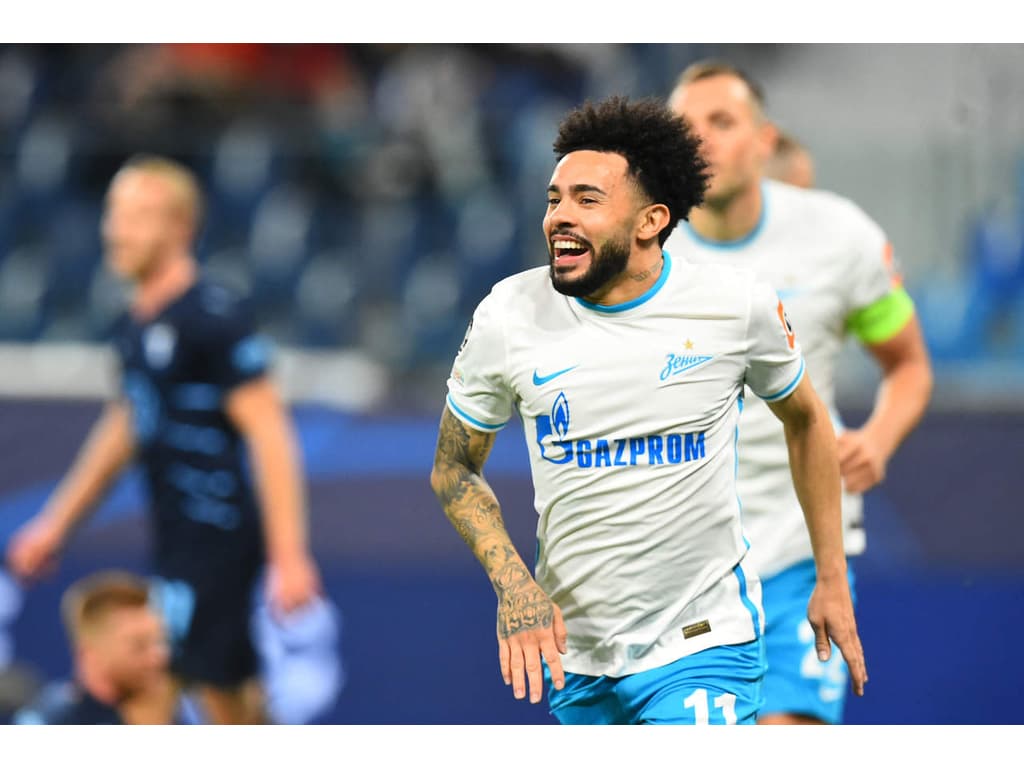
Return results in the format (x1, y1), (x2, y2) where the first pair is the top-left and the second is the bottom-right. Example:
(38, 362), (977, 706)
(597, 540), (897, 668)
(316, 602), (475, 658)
(429, 96), (866, 725)
(666, 61), (933, 725)
(6, 155), (322, 724)
(14, 570), (175, 725)
(765, 130), (815, 189)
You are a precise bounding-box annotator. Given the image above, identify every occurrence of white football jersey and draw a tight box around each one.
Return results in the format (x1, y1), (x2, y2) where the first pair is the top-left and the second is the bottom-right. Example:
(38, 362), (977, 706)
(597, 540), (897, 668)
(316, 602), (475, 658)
(445, 251), (805, 677)
(665, 179), (902, 579)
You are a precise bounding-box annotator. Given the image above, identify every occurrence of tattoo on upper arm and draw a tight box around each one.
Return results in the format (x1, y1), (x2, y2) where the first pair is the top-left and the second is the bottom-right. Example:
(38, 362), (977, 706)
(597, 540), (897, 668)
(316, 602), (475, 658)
(433, 409), (554, 639)
(434, 409), (493, 472)
(433, 410), (493, 502)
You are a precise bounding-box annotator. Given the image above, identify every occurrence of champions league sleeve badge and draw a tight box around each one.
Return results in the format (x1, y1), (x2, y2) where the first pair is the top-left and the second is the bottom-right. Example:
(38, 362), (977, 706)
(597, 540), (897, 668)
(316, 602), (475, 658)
(457, 317), (474, 355)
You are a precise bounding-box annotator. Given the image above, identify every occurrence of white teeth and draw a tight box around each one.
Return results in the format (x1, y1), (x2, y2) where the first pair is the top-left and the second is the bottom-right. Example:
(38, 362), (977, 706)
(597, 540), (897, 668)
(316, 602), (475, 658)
(554, 241), (586, 252)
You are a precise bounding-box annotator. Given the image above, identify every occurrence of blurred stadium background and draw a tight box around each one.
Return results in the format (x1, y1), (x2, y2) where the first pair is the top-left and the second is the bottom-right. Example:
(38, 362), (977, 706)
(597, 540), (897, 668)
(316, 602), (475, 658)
(0, 43), (1022, 724)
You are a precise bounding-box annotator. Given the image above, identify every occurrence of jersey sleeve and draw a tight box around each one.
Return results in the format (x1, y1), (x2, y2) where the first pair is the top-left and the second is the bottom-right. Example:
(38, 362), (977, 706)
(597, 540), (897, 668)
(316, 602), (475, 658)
(445, 291), (514, 432)
(200, 289), (274, 391)
(744, 278), (806, 402)
(842, 209), (916, 345)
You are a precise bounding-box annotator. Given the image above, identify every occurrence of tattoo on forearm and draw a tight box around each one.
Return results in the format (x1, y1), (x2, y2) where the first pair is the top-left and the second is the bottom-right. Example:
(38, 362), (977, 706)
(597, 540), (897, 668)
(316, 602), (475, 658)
(432, 410), (507, 551)
(433, 410), (553, 637)
(492, 549), (554, 638)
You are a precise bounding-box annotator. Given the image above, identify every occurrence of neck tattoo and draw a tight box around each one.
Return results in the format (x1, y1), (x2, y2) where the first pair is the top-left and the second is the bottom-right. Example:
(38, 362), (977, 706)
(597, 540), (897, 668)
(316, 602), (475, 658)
(629, 256), (663, 283)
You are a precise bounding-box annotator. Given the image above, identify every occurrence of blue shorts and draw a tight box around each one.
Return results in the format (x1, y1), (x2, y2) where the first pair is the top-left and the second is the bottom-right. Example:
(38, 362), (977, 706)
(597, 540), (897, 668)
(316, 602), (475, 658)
(545, 638), (765, 725)
(760, 558), (858, 723)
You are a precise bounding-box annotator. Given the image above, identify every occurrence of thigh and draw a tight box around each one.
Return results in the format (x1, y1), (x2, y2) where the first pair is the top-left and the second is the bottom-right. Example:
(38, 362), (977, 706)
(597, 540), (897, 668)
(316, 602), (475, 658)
(760, 559), (858, 724)
(545, 665), (625, 725)
(624, 639), (766, 725)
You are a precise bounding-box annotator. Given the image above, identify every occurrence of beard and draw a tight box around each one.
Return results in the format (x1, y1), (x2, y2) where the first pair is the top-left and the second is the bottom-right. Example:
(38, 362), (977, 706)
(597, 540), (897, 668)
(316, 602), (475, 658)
(549, 233), (631, 298)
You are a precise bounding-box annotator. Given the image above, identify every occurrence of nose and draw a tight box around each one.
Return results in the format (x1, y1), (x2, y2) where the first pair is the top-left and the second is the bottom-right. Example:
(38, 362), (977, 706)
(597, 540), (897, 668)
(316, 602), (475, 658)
(546, 199), (576, 231)
(694, 124), (715, 153)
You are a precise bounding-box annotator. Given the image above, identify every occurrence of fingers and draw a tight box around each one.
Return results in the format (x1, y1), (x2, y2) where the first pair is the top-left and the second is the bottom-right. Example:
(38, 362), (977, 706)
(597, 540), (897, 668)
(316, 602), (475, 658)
(841, 462), (884, 495)
(837, 441), (861, 477)
(835, 432), (856, 465)
(817, 607), (869, 697)
(837, 433), (885, 494)
(7, 540), (45, 582)
(508, 638), (527, 701)
(501, 633), (565, 703)
(498, 640), (511, 686)
(268, 561), (321, 616)
(553, 604), (568, 654)
(810, 616), (831, 663)
(523, 642), (545, 704)
(541, 639), (565, 694)
(833, 626), (868, 697)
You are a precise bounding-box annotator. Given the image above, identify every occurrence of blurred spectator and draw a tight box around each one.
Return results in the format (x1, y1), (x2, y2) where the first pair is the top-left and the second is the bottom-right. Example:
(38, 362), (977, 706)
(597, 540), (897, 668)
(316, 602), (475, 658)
(0, 568), (42, 723)
(14, 570), (177, 724)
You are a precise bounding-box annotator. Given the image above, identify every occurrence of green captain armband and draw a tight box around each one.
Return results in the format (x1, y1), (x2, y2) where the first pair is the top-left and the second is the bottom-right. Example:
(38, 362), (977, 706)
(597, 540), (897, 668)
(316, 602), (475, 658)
(846, 286), (915, 345)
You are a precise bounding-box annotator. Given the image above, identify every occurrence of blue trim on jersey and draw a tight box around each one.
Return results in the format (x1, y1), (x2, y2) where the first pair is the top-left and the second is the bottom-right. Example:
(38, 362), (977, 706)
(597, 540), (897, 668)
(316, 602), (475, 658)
(445, 395), (508, 432)
(573, 250), (672, 314)
(733, 562), (761, 639)
(757, 358), (805, 402)
(682, 183), (769, 250)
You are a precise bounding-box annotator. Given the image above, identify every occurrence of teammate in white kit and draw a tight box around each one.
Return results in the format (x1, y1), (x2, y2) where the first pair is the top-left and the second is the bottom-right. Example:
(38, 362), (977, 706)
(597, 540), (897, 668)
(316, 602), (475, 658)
(666, 61), (932, 725)
(429, 96), (867, 725)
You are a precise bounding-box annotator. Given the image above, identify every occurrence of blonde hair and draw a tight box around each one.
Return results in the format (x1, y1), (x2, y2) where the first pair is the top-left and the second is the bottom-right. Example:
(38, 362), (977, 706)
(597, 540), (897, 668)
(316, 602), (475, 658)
(60, 570), (152, 646)
(115, 154), (204, 234)
(671, 60), (766, 120)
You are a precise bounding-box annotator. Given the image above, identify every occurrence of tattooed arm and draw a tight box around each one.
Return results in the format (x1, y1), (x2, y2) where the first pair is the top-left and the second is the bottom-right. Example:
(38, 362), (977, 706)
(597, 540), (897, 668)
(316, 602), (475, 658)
(430, 406), (567, 704)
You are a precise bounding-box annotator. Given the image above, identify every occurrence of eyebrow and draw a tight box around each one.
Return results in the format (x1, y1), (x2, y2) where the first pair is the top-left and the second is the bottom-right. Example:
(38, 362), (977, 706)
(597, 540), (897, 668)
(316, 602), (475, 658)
(547, 183), (608, 196)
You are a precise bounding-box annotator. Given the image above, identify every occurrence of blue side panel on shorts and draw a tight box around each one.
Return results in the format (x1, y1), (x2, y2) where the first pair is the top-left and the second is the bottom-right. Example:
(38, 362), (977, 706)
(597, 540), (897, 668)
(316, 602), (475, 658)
(760, 558), (858, 723)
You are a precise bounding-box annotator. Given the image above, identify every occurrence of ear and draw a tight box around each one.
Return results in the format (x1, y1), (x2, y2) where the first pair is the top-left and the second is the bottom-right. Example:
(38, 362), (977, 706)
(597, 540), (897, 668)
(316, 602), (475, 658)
(637, 203), (671, 244)
(756, 121), (779, 164)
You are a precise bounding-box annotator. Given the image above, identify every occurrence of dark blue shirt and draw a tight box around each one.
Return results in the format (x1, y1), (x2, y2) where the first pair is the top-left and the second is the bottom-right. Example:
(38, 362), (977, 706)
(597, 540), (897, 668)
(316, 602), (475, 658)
(14, 681), (123, 725)
(113, 279), (269, 586)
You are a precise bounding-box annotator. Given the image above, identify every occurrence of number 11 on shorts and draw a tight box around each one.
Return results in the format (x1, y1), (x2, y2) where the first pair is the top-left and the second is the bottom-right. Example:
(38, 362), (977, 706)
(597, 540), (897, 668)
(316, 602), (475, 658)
(684, 689), (738, 724)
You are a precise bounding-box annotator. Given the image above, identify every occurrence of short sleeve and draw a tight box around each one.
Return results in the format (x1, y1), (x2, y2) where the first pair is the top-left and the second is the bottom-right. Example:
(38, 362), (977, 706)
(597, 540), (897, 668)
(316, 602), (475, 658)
(445, 291), (514, 432)
(841, 208), (915, 344)
(745, 279), (806, 402)
(199, 287), (273, 390)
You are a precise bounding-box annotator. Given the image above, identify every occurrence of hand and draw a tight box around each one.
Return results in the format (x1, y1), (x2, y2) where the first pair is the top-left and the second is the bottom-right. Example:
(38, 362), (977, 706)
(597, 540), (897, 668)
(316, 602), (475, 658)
(265, 552), (321, 617)
(6, 515), (66, 582)
(496, 580), (568, 704)
(807, 576), (868, 696)
(836, 428), (888, 494)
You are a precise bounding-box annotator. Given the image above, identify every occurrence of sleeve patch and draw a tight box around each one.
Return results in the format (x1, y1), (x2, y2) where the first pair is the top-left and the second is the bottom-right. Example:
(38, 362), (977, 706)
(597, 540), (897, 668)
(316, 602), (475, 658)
(777, 298), (796, 350)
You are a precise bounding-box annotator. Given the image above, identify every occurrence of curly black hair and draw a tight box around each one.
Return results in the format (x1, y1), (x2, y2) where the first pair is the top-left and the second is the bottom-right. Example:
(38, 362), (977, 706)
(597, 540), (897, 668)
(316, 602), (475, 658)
(552, 96), (709, 246)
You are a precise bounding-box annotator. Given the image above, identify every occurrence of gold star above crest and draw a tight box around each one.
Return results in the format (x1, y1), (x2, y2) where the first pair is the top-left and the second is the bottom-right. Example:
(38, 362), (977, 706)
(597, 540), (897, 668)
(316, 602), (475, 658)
(684, 339), (694, 350)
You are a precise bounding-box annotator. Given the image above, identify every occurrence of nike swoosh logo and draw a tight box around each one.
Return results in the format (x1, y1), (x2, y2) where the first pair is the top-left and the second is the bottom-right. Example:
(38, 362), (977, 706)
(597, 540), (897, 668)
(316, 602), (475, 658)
(532, 365), (578, 386)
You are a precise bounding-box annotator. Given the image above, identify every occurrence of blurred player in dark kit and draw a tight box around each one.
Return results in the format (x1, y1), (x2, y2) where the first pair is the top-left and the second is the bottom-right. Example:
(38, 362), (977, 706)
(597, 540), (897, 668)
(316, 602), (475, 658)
(7, 155), (322, 724)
